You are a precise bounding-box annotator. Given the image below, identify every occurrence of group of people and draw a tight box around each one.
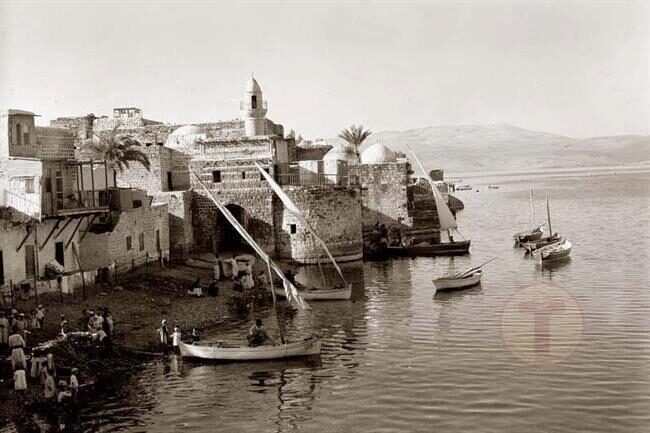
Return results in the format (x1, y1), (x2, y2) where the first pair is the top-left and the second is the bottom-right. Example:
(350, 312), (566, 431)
(374, 220), (412, 248)
(158, 320), (201, 354)
(1, 307), (82, 403)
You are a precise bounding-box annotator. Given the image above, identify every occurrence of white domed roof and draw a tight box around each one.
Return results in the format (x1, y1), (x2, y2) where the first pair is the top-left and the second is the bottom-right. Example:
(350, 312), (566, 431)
(166, 125), (207, 148)
(361, 142), (397, 164)
(323, 142), (358, 163)
(170, 125), (205, 136)
(245, 77), (262, 93)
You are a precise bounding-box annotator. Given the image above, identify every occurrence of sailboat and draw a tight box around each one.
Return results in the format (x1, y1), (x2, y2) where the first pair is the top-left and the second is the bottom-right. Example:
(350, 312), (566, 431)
(522, 194), (561, 253)
(254, 163), (352, 301)
(178, 170), (321, 361)
(531, 194), (572, 263)
(432, 257), (496, 293)
(513, 188), (545, 244)
(386, 146), (470, 256)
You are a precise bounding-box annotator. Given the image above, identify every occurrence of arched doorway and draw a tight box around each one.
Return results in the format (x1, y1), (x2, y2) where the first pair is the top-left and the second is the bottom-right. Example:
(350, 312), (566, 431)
(216, 204), (253, 254)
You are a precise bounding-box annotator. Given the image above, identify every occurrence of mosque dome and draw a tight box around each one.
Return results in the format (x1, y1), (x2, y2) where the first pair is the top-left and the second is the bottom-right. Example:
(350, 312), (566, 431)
(170, 125), (205, 136)
(360, 142), (397, 164)
(323, 142), (358, 163)
(165, 125), (207, 148)
(245, 77), (262, 93)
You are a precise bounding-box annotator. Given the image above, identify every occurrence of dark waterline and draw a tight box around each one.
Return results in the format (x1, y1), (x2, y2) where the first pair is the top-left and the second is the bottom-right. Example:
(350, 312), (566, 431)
(72, 170), (650, 432)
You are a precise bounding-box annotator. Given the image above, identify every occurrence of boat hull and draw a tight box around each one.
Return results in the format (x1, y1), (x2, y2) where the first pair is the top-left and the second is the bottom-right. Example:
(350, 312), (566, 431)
(522, 235), (562, 253)
(387, 240), (471, 257)
(273, 284), (352, 300)
(433, 271), (482, 292)
(179, 338), (321, 361)
(514, 229), (543, 243)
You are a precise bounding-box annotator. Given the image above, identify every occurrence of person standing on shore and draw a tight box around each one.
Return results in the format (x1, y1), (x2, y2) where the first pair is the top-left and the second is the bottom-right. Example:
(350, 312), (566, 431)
(12, 313), (27, 343)
(9, 330), (27, 370)
(191, 328), (200, 344)
(0, 311), (9, 349)
(172, 325), (181, 354)
(36, 305), (46, 329)
(43, 369), (57, 400)
(69, 368), (79, 400)
(158, 320), (169, 354)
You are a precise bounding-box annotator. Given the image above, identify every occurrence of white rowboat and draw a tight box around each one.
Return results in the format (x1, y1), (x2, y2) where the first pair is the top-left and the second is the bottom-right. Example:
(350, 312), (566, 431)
(535, 239), (572, 263)
(273, 284), (352, 301)
(433, 269), (482, 292)
(178, 338), (321, 361)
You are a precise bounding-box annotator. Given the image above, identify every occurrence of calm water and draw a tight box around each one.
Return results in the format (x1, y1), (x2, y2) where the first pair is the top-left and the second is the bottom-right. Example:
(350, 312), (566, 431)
(81, 169), (650, 433)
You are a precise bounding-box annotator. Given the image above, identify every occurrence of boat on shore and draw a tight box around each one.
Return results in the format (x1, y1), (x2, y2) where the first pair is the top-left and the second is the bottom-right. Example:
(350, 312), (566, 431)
(273, 284), (352, 301)
(187, 169), (321, 362)
(178, 337), (321, 362)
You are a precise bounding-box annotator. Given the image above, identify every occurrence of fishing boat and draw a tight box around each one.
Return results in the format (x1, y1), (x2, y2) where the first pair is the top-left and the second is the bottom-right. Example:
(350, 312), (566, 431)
(178, 337), (321, 361)
(456, 184), (472, 191)
(432, 257), (495, 293)
(534, 239), (572, 263)
(256, 163), (352, 301)
(522, 194), (561, 253)
(183, 170), (321, 362)
(273, 285), (352, 301)
(386, 146), (471, 257)
(513, 188), (545, 243)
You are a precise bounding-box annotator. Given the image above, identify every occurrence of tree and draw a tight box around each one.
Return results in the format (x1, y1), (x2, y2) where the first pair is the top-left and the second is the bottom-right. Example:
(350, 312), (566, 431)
(82, 126), (151, 174)
(337, 124), (372, 157)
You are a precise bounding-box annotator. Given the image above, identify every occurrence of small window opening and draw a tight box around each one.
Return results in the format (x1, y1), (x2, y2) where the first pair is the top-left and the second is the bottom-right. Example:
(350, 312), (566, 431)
(290, 224), (297, 234)
(212, 170), (221, 183)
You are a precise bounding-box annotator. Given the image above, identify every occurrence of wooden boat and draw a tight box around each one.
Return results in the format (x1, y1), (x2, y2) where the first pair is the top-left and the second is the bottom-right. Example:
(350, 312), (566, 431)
(273, 284), (352, 301)
(513, 188), (546, 244)
(535, 239), (572, 263)
(433, 269), (482, 291)
(178, 338), (321, 362)
(387, 240), (471, 256)
(405, 145), (471, 256)
(523, 195), (564, 253)
(432, 257), (495, 293)
(456, 184), (472, 191)
(487, 185), (500, 189)
(190, 170), (320, 362)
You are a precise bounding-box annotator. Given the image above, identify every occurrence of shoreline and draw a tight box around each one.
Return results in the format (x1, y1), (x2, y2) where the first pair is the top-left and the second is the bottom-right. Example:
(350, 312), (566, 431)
(0, 262), (262, 432)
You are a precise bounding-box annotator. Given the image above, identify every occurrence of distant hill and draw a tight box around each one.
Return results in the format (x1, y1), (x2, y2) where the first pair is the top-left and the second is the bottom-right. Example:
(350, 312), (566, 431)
(329, 123), (650, 174)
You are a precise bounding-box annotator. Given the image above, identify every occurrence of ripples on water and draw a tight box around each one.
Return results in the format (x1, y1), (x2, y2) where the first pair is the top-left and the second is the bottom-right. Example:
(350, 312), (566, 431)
(77, 171), (649, 433)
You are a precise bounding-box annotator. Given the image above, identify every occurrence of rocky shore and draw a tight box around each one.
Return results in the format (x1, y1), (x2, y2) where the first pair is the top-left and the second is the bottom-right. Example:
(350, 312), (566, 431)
(0, 263), (267, 432)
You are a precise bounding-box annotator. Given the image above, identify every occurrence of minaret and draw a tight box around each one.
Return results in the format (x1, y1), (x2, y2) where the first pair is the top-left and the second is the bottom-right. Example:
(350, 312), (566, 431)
(240, 74), (268, 137)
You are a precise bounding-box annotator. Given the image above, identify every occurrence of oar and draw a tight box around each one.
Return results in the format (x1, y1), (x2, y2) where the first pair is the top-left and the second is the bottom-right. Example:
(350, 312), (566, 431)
(452, 257), (497, 278)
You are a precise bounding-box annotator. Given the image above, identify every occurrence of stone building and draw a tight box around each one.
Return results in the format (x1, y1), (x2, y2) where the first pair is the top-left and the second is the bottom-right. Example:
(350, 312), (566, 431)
(0, 109), (170, 302)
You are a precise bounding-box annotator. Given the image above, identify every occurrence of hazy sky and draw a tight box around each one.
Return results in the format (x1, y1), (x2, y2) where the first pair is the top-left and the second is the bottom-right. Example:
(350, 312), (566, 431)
(0, 0), (647, 138)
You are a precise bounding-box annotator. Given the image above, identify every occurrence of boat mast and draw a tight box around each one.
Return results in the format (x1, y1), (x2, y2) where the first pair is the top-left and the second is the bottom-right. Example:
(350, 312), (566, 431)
(530, 188), (535, 229)
(546, 194), (552, 237)
(266, 261), (285, 344)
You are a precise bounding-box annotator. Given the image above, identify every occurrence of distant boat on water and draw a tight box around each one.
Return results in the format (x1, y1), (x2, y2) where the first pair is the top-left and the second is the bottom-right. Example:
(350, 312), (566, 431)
(522, 194), (561, 253)
(432, 257), (496, 293)
(488, 185), (500, 189)
(513, 188), (545, 243)
(456, 184), (472, 191)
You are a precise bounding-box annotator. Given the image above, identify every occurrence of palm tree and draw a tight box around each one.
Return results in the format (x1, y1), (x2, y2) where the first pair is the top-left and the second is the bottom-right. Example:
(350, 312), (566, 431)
(82, 126), (151, 174)
(338, 124), (372, 158)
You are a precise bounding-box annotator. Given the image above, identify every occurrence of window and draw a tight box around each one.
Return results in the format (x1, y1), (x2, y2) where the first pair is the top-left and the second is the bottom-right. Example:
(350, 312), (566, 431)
(25, 245), (35, 278)
(24, 178), (34, 194)
(156, 230), (160, 251)
(23, 125), (30, 145)
(139, 233), (145, 251)
(251, 95), (257, 109)
(260, 168), (269, 181)
(16, 124), (22, 145)
(241, 171), (246, 180)
(55, 242), (65, 267)
(290, 224), (297, 234)
(44, 175), (52, 193)
(212, 170), (221, 183)
(126, 236), (132, 250)
(167, 172), (173, 190)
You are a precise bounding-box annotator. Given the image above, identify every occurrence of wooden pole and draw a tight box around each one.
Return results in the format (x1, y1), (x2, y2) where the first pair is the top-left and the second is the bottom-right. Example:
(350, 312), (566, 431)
(10, 280), (14, 308)
(90, 161), (96, 207)
(72, 243), (86, 300)
(267, 261), (285, 344)
(32, 221), (39, 305)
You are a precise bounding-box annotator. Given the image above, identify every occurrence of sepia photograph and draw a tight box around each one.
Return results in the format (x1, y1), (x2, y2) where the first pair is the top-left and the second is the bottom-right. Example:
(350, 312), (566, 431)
(0, 0), (648, 432)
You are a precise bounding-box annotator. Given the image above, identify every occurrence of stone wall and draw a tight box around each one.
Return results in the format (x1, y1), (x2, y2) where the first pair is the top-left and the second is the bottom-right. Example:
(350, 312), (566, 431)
(80, 202), (170, 273)
(349, 162), (413, 229)
(115, 146), (190, 193)
(35, 127), (76, 160)
(152, 191), (193, 259)
(274, 185), (363, 263)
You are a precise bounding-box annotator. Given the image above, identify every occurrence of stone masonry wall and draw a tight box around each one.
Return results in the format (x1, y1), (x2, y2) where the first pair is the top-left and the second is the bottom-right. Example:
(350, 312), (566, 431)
(152, 191), (193, 258)
(274, 186), (363, 263)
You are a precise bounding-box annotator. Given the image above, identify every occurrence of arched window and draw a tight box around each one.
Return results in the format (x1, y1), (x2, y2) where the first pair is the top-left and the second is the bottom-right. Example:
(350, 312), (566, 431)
(251, 95), (257, 109)
(16, 123), (22, 145)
